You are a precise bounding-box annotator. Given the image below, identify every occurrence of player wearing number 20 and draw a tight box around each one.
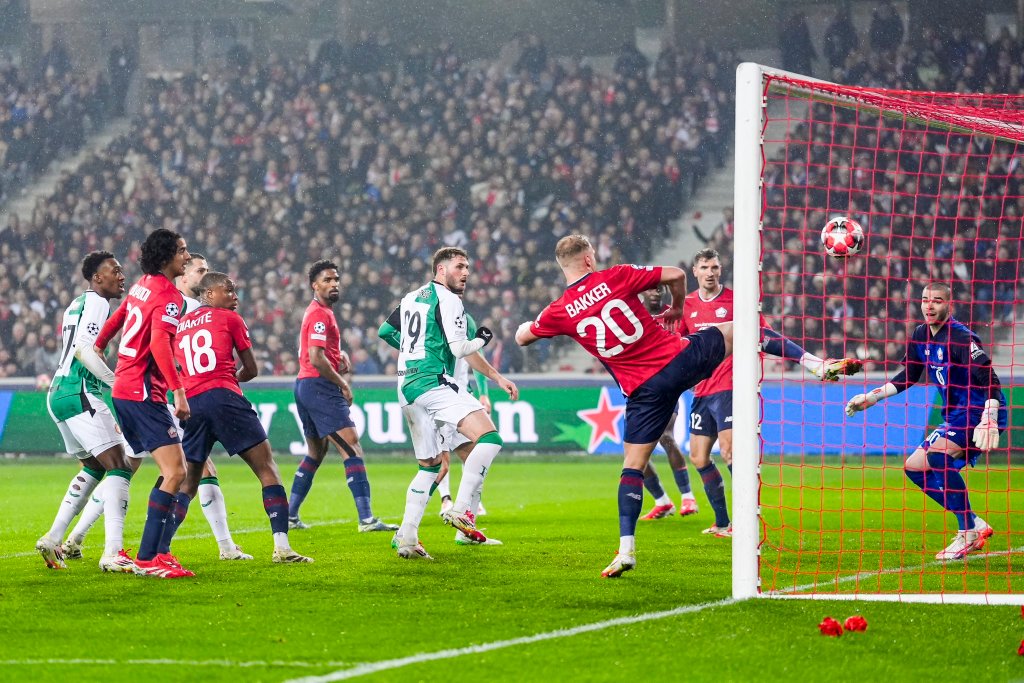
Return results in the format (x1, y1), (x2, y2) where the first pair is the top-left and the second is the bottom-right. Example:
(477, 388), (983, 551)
(516, 235), (732, 578)
(845, 282), (1007, 561)
(165, 272), (312, 564)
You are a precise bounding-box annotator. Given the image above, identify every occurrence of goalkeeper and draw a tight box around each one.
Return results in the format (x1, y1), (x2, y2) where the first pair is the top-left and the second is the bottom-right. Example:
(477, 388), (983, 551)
(846, 282), (1006, 561)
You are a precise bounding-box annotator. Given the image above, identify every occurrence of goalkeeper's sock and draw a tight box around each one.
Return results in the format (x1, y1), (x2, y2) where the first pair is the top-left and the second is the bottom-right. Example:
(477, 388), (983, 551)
(698, 462), (730, 527)
(672, 466), (692, 495)
(45, 466), (103, 543)
(618, 468), (645, 537)
(905, 468), (947, 510)
(198, 477), (236, 553)
(138, 488), (174, 561)
(398, 466), (439, 541)
(926, 452), (975, 531)
(643, 468), (666, 500)
(289, 456), (321, 517)
(343, 457), (374, 522)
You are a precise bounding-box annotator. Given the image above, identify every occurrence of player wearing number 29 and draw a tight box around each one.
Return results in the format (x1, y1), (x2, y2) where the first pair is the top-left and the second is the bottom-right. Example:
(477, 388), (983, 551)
(846, 282), (1006, 561)
(94, 228), (194, 578)
(163, 272), (312, 563)
(516, 235), (733, 578)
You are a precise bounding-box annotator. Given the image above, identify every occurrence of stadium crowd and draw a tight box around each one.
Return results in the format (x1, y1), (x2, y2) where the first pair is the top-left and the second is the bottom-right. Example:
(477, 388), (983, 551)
(0, 34), (734, 377)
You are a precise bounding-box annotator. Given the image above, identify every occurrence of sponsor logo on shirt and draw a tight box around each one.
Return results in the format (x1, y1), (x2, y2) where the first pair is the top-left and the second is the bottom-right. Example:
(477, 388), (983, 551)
(970, 342), (984, 359)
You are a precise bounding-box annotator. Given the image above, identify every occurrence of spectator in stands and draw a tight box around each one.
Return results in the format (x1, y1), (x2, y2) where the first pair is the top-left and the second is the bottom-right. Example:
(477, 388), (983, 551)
(823, 5), (859, 72)
(869, 2), (904, 54)
(780, 11), (817, 76)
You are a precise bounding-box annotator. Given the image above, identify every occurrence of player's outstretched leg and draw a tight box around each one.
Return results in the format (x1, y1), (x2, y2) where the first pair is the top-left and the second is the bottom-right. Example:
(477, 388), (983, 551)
(444, 431), (502, 543)
(760, 328), (862, 381)
(37, 464), (105, 569)
(658, 419), (698, 516)
(197, 461), (250, 560)
(640, 463), (675, 520)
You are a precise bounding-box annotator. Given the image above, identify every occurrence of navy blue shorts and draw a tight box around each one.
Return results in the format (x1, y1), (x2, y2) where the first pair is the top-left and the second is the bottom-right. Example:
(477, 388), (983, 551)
(919, 407), (1008, 469)
(690, 390), (733, 438)
(182, 388), (268, 464)
(624, 327), (726, 445)
(112, 397), (180, 454)
(294, 377), (356, 439)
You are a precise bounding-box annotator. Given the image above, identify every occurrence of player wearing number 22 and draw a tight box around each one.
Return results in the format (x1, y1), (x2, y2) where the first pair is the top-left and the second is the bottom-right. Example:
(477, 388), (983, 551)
(94, 228), (195, 578)
(846, 282), (1007, 561)
(516, 235), (734, 578)
(163, 272), (312, 564)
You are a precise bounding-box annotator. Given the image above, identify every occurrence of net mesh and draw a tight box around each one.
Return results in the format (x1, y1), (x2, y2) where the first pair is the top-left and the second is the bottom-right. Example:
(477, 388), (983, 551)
(757, 74), (1024, 598)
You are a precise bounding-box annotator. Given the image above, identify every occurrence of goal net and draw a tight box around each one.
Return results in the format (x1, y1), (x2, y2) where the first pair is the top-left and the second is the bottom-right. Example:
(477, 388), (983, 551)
(732, 63), (1024, 604)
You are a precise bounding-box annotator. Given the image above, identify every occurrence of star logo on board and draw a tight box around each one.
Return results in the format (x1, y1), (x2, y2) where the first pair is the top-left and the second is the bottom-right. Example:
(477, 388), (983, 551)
(576, 386), (626, 453)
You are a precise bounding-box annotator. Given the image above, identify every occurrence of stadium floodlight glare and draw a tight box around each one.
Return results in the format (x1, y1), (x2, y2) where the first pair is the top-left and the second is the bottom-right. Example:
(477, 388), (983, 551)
(733, 62), (1024, 605)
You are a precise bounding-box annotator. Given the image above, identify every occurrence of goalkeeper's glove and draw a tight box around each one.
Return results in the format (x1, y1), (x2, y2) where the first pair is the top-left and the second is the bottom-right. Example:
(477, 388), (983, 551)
(972, 399), (1001, 452)
(845, 383), (897, 417)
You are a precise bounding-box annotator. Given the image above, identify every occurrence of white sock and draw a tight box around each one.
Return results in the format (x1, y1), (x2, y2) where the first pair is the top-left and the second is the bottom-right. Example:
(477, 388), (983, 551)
(46, 468), (102, 542)
(198, 481), (235, 552)
(619, 535), (636, 555)
(272, 531), (290, 551)
(454, 440), (502, 514)
(68, 478), (107, 545)
(398, 469), (437, 541)
(799, 352), (825, 374)
(101, 474), (131, 556)
(470, 485), (483, 517)
(682, 491), (696, 501)
(655, 493), (672, 507)
(437, 472), (451, 499)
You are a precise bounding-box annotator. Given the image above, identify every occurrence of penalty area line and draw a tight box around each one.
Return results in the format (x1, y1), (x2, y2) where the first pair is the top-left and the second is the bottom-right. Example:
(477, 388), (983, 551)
(0, 658), (349, 669)
(284, 597), (737, 683)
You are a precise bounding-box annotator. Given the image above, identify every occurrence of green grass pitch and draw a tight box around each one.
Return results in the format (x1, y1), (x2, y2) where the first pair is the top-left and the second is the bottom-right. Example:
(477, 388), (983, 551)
(2, 457), (1023, 682)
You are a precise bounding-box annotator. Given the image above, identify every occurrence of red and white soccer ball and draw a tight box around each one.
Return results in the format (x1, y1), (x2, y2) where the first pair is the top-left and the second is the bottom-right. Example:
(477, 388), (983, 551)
(821, 216), (864, 258)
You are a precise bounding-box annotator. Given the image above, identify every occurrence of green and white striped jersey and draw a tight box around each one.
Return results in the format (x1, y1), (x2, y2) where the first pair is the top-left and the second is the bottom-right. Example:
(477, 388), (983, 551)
(392, 281), (470, 402)
(48, 291), (112, 421)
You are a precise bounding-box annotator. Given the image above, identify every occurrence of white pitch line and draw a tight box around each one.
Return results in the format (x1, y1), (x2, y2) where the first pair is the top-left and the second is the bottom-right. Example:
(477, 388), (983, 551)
(0, 658), (347, 669)
(777, 544), (1024, 595)
(285, 598), (738, 683)
(1, 518), (354, 560)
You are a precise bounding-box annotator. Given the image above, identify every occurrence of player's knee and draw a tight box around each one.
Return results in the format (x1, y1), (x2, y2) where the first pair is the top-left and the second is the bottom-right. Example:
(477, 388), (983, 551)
(478, 431), (503, 447)
(926, 451), (954, 472)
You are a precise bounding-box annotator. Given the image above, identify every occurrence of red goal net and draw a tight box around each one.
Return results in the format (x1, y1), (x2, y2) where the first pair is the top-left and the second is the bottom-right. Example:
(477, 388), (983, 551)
(733, 65), (1024, 604)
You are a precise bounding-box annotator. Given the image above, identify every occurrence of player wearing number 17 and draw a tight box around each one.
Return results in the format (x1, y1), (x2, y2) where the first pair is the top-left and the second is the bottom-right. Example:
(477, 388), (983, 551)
(516, 235), (733, 578)
(845, 282), (1006, 561)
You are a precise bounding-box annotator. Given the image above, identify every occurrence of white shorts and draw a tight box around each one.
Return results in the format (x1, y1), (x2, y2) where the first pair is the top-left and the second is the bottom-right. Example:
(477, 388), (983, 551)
(439, 423), (471, 451)
(49, 394), (132, 459)
(414, 382), (485, 431)
(401, 402), (443, 461)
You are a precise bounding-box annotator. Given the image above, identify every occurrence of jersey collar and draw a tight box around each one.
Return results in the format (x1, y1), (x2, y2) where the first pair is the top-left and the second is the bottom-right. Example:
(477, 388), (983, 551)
(698, 285), (724, 302)
(565, 272), (593, 290)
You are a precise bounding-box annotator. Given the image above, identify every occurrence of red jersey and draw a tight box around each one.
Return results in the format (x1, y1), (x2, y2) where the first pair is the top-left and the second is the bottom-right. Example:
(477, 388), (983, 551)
(678, 287), (734, 396)
(173, 306), (252, 397)
(103, 274), (184, 402)
(530, 264), (687, 396)
(298, 298), (342, 379)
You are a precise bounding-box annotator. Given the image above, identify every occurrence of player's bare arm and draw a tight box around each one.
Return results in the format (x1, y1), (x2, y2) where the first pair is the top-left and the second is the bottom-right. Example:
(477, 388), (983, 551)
(309, 345), (353, 402)
(236, 347), (258, 383)
(659, 266), (687, 324)
(464, 351), (519, 400)
(515, 321), (540, 347)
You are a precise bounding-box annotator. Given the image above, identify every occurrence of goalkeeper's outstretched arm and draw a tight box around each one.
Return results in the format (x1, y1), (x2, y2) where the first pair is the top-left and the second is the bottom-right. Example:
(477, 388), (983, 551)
(844, 361), (923, 417)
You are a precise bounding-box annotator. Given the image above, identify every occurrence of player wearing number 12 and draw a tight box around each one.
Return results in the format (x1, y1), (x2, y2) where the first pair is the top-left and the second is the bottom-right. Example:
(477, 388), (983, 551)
(516, 235), (732, 578)
(94, 229), (194, 578)
(162, 272), (312, 563)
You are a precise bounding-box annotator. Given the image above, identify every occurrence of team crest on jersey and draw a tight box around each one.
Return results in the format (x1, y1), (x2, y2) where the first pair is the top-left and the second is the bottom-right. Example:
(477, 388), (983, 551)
(167, 426), (177, 439)
(313, 322), (326, 334)
(86, 322), (100, 336)
(715, 307), (727, 318)
(937, 348), (943, 361)
(164, 302), (180, 318)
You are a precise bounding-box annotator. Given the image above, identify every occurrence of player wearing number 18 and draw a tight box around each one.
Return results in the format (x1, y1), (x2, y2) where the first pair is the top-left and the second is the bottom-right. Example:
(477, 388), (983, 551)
(163, 272), (312, 563)
(515, 235), (733, 578)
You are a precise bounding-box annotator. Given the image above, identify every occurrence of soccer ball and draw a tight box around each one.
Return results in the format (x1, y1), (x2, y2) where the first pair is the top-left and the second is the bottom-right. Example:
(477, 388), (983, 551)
(820, 216), (864, 258)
